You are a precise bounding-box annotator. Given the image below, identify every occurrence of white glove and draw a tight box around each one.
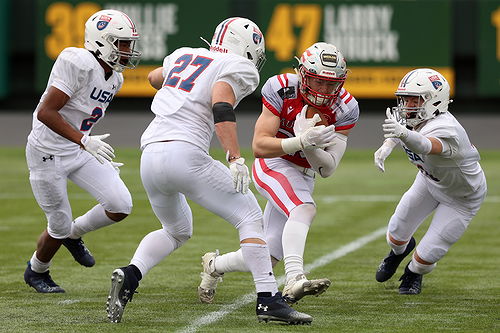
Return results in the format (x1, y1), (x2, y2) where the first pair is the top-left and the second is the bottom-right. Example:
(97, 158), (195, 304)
(300, 125), (336, 150)
(81, 134), (115, 164)
(110, 161), (124, 174)
(293, 104), (322, 135)
(382, 107), (409, 139)
(373, 139), (398, 172)
(229, 157), (250, 194)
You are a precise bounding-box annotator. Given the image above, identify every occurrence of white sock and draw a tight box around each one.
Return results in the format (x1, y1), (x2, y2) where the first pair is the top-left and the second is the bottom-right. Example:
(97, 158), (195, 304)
(70, 204), (114, 238)
(282, 220), (309, 282)
(130, 229), (178, 277)
(240, 243), (278, 295)
(30, 251), (51, 273)
(214, 249), (249, 273)
(387, 233), (410, 255)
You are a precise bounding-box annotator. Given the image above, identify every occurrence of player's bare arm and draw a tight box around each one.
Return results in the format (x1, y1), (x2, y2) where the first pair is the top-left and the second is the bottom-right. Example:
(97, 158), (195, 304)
(147, 67), (164, 90)
(36, 86), (84, 147)
(252, 105), (282, 158)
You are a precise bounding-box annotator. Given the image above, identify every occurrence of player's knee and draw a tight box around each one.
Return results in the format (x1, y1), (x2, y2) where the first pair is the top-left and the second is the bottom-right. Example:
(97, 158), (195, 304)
(104, 195), (133, 216)
(47, 210), (72, 238)
(105, 211), (129, 222)
(289, 203), (316, 226)
(166, 226), (192, 247)
(237, 219), (265, 241)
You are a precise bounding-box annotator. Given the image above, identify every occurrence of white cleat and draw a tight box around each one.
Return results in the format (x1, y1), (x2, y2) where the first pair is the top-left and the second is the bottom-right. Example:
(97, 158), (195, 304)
(197, 250), (223, 304)
(282, 274), (331, 304)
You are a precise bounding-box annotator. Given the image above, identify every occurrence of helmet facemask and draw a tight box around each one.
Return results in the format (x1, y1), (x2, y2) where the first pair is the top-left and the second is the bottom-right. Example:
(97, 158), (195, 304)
(299, 65), (345, 108)
(103, 37), (141, 72)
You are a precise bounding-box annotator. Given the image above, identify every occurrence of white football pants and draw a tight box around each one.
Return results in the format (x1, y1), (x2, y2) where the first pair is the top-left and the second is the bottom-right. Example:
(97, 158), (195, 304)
(26, 143), (132, 239)
(388, 172), (486, 263)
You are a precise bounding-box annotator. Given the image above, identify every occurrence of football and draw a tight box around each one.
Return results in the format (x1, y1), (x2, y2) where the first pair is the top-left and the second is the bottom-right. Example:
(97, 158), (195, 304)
(305, 105), (329, 126)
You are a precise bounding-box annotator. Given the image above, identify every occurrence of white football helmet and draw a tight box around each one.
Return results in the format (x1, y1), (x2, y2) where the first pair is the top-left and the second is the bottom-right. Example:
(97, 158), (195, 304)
(210, 17), (266, 71)
(296, 42), (347, 108)
(84, 9), (141, 72)
(394, 68), (451, 128)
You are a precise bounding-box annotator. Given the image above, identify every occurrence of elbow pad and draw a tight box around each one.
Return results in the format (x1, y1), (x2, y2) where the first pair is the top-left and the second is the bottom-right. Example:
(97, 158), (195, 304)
(212, 102), (236, 123)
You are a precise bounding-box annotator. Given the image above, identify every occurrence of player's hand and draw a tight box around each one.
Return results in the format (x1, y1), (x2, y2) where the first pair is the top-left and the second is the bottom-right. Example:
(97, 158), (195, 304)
(229, 157), (250, 194)
(293, 104), (321, 135)
(383, 107), (409, 139)
(374, 145), (392, 172)
(110, 161), (124, 174)
(299, 125), (336, 150)
(81, 134), (115, 164)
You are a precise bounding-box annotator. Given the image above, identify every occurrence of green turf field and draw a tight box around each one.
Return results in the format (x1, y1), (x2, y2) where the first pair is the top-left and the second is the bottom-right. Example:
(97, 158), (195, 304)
(0, 147), (498, 332)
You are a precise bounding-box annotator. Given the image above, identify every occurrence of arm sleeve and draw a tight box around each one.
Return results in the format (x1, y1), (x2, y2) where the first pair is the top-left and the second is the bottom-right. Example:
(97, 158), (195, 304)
(303, 133), (347, 178)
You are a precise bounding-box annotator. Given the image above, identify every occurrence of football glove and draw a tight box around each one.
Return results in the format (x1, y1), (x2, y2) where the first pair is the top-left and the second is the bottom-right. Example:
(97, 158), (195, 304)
(300, 125), (336, 150)
(229, 157), (250, 194)
(81, 134), (115, 164)
(382, 107), (409, 139)
(293, 104), (322, 136)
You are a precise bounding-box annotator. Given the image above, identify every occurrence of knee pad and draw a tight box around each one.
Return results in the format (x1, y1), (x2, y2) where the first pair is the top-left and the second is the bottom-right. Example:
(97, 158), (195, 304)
(237, 219), (264, 242)
(409, 255), (436, 275)
(165, 228), (192, 249)
(46, 210), (73, 238)
(289, 203), (316, 227)
(104, 194), (133, 215)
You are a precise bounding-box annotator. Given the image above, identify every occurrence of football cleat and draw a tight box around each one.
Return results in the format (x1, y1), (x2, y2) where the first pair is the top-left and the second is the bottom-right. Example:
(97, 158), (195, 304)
(282, 273), (331, 304)
(197, 250), (223, 304)
(376, 237), (416, 282)
(257, 292), (313, 325)
(106, 267), (139, 323)
(399, 263), (422, 295)
(24, 262), (65, 293)
(62, 237), (95, 267)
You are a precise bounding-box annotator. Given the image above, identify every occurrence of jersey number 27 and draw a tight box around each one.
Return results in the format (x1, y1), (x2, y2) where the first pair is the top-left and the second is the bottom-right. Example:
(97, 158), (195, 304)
(164, 54), (213, 92)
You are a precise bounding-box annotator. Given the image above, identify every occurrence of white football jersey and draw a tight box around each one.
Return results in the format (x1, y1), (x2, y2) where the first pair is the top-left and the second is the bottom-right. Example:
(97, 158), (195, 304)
(400, 112), (485, 198)
(28, 47), (123, 156)
(140, 47), (259, 151)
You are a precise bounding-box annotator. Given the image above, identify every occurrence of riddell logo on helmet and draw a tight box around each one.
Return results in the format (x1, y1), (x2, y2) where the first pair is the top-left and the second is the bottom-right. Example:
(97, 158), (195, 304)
(210, 46), (228, 53)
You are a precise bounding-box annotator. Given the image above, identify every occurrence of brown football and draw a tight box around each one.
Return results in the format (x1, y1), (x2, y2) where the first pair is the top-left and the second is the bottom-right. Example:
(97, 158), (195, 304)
(305, 105), (329, 126)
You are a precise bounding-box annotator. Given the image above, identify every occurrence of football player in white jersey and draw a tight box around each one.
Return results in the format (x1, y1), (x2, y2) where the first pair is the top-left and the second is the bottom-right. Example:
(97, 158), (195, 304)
(373, 68), (487, 294)
(24, 9), (141, 293)
(197, 43), (359, 304)
(106, 17), (312, 325)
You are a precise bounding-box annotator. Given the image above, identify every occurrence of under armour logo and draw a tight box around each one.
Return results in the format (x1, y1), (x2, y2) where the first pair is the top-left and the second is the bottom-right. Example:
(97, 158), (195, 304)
(42, 155), (54, 162)
(257, 304), (268, 311)
(122, 289), (130, 300)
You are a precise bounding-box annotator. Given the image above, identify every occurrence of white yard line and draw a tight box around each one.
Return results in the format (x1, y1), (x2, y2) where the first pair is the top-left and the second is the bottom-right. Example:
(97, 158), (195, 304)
(177, 226), (387, 333)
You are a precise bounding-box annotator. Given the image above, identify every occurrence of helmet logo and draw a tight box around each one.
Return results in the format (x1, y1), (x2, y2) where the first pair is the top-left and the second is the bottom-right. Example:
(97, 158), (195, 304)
(252, 27), (263, 45)
(399, 70), (417, 90)
(321, 53), (337, 67)
(97, 15), (112, 30)
(428, 75), (442, 90)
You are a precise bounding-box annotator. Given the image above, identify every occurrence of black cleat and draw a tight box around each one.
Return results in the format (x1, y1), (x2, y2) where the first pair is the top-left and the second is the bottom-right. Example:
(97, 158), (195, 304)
(106, 267), (139, 323)
(62, 237), (95, 267)
(256, 292), (313, 325)
(399, 263), (422, 295)
(376, 237), (416, 282)
(24, 262), (65, 293)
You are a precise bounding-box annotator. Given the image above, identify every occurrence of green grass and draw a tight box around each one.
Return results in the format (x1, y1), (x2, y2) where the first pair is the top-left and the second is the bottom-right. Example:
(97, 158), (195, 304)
(0, 147), (499, 332)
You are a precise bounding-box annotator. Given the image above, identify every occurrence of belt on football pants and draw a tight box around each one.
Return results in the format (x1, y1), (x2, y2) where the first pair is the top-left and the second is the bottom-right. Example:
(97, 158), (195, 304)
(291, 163), (315, 178)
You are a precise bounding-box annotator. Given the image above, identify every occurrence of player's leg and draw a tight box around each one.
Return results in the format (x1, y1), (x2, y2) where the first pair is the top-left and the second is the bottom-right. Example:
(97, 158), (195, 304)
(400, 196), (484, 294)
(175, 144), (310, 323)
(107, 142), (193, 323)
(376, 173), (438, 283)
(253, 157), (329, 304)
(24, 144), (72, 293)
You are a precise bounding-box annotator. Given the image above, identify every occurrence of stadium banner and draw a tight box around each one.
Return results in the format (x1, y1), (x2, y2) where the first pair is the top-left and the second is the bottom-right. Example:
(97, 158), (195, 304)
(258, 0), (454, 98)
(36, 0), (230, 96)
(0, 1), (9, 99)
(478, 0), (500, 96)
